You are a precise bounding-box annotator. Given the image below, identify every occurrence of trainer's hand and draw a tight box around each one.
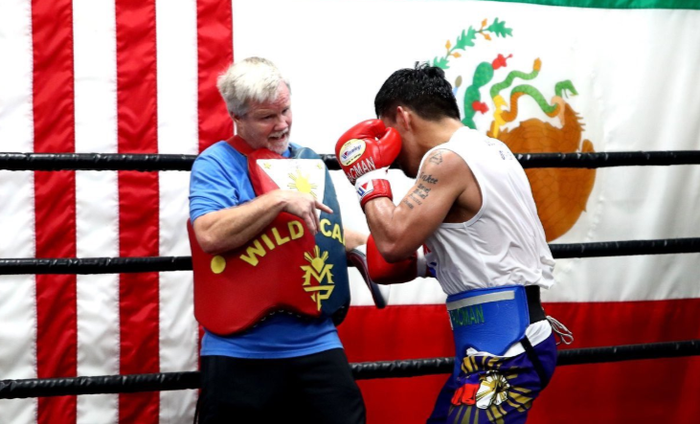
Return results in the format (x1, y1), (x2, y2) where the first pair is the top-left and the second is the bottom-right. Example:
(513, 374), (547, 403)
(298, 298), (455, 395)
(277, 190), (332, 234)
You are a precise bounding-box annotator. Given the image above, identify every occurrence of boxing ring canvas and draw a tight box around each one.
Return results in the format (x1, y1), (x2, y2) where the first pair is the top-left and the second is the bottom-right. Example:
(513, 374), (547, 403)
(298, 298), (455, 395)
(1, 0), (699, 423)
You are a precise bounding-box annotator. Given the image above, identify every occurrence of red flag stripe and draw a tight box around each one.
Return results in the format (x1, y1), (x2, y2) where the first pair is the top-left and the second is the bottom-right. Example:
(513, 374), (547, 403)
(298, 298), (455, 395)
(115, 1), (160, 422)
(195, 0), (234, 368)
(31, 0), (78, 423)
(197, 0), (233, 153)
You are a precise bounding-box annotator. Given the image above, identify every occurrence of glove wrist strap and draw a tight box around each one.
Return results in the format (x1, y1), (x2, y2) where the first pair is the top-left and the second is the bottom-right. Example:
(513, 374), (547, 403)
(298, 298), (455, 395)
(355, 168), (389, 187)
(357, 179), (393, 209)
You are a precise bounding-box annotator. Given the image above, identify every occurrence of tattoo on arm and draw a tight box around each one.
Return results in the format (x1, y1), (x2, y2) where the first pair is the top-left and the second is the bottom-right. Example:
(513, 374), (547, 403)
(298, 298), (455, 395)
(405, 183), (432, 208)
(405, 163), (440, 211)
(428, 151), (443, 165)
(408, 192), (423, 206)
(414, 183), (431, 200)
(403, 151), (447, 212)
(419, 173), (439, 184)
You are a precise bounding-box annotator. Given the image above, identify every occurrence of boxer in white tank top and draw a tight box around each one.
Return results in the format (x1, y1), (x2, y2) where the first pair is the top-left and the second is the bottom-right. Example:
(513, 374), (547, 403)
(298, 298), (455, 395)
(421, 127), (555, 357)
(336, 64), (572, 423)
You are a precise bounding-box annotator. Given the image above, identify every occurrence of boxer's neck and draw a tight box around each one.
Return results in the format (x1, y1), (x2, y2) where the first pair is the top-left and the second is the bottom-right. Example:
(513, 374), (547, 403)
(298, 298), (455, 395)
(414, 116), (463, 155)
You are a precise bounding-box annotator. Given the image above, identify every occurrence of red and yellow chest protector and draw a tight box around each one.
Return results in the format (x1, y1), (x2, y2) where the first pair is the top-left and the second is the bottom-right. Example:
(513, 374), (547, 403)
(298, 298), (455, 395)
(188, 137), (350, 335)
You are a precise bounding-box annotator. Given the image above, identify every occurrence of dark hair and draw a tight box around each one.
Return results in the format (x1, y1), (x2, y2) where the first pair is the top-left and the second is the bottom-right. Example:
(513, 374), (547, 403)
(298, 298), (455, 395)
(374, 62), (460, 121)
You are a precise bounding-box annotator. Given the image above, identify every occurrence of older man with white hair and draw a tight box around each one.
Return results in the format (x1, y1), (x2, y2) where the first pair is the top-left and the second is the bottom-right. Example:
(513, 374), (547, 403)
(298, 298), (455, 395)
(189, 57), (366, 424)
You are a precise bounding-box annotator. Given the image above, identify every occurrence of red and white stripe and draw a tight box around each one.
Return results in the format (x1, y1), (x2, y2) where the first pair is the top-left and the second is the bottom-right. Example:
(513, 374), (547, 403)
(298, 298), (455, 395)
(0, 0), (37, 419)
(73, 1), (120, 422)
(0, 1), (231, 422)
(32, 0), (78, 422)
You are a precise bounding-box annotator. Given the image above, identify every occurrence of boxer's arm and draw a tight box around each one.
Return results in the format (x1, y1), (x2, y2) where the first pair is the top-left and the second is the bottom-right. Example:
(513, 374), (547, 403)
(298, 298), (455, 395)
(194, 190), (332, 255)
(364, 149), (471, 262)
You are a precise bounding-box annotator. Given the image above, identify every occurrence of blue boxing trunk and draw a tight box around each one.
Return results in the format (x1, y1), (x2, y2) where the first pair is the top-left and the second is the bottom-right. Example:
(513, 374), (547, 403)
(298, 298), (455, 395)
(428, 285), (557, 423)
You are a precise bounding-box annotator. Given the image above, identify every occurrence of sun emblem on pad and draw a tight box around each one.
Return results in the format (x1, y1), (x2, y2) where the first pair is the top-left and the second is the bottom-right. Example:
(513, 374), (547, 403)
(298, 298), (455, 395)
(288, 169), (317, 198)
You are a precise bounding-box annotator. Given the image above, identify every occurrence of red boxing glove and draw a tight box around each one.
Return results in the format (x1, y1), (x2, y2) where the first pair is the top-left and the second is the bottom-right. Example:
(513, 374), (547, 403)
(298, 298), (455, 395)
(335, 119), (401, 183)
(366, 234), (429, 284)
(335, 119), (401, 208)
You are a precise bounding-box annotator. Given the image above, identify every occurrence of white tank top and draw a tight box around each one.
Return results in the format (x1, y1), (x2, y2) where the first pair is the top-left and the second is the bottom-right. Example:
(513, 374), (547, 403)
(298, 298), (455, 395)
(422, 127), (555, 295)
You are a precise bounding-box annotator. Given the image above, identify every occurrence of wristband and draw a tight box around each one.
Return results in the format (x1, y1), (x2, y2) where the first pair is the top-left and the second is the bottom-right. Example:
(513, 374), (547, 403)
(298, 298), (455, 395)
(355, 168), (392, 208)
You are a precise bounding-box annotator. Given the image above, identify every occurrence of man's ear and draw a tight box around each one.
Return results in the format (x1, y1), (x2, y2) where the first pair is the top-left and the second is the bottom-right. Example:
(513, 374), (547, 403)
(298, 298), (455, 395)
(229, 112), (241, 134)
(396, 106), (411, 131)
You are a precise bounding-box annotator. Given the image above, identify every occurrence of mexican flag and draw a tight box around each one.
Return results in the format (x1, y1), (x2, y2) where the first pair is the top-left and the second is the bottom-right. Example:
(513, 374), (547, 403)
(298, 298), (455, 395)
(0, 0), (698, 423)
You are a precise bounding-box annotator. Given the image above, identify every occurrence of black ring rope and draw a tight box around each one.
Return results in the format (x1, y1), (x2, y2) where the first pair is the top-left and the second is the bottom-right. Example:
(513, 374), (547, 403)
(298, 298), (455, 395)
(1, 339), (698, 399)
(0, 153), (196, 172)
(1, 151), (700, 171)
(550, 237), (700, 259)
(514, 151), (700, 169)
(0, 371), (199, 399)
(1, 238), (697, 276)
(0, 256), (191, 275)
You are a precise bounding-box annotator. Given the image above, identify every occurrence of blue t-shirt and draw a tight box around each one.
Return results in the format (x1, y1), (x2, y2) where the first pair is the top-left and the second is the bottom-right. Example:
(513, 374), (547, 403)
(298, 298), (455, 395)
(189, 140), (342, 359)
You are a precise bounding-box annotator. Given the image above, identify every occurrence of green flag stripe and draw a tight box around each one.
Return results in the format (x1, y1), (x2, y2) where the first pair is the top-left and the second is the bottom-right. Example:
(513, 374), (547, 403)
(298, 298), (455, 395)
(470, 0), (700, 10)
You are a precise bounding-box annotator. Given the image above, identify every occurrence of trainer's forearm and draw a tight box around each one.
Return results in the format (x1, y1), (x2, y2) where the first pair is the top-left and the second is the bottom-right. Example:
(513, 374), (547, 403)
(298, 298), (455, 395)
(343, 227), (368, 252)
(193, 191), (287, 255)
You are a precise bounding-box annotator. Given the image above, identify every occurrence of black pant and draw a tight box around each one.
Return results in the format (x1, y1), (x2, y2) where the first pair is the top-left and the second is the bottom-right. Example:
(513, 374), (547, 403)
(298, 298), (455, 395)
(196, 348), (365, 424)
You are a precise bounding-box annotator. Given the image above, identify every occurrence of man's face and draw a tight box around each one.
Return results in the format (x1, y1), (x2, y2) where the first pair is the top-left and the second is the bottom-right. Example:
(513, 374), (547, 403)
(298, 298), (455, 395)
(234, 82), (292, 154)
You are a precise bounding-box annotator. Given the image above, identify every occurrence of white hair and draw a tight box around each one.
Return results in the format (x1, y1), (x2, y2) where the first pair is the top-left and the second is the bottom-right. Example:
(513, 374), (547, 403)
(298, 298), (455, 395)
(216, 57), (290, 116)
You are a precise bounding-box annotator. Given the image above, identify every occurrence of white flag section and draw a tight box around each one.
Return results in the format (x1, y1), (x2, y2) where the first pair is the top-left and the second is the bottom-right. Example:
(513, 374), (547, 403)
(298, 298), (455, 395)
(233, 0), (700, 305)
(0, 0), (699, 423)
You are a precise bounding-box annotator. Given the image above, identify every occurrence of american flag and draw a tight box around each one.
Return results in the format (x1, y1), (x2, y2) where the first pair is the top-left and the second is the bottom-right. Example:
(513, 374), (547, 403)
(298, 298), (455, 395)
(0, 1), (231, 422)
